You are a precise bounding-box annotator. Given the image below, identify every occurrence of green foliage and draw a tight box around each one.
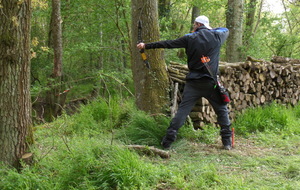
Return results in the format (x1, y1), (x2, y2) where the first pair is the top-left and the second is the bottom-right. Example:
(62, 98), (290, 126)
(179, 124), (219, 144)
(30, 0), (133, 105)
(116, 112), (170, 147)
(233, 102), (300, 136)
(4, 0), (300, 189)
(90, 146), (160, 190)
(116, 112), (219, 147)
(50, 138), (160, 190)
(284, 164), (300, 180)
(243, 7), (300, 60)
(157, 162), (224, 189)
(292, 101), (300, 118)
(60, 0), (131, 73)
(96, 69), (134, 98)
(0, 136), (161, 190)
(1, 97), (300, 189)
(53, 97), (135, 135)
(0, 165), (50, 190)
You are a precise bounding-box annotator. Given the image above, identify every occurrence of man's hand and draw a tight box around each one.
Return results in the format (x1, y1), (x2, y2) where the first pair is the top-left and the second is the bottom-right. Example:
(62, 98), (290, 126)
(137, 43), (145, 49)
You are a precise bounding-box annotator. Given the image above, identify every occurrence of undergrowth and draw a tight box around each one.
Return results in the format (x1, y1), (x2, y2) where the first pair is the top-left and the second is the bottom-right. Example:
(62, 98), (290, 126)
(1, 99), (300, 190)
(233, 102), (300, 136)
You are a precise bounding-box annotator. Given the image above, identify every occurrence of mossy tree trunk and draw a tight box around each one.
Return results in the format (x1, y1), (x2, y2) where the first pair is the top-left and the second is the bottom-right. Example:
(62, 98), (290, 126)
(0, 0), (33, 168)
(244, 0), (257, 44)
(226, 0), (244, 62)
(158, 0), (171, 18)
(131, 0), (170, 114)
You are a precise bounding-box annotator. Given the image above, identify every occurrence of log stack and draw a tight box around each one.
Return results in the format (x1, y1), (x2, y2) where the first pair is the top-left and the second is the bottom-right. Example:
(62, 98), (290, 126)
(168, 56), (300, 128)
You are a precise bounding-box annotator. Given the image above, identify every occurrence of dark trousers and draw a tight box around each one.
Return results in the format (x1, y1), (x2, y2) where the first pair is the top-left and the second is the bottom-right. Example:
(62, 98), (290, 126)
(166, 77), (231, 139)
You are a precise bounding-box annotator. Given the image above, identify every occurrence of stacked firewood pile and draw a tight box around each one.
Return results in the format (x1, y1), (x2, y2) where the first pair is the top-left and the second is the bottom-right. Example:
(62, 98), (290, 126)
(168, 56), (300, 128)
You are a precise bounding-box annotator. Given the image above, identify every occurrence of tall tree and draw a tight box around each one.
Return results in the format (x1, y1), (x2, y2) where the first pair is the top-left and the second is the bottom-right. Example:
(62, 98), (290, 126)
(44, 0), (66, 121)
(131, 0), (170, 114)
(0, 0), (33, 168)
(226, 0), (245, 62)
(158, 0), (171, 18)
(244, 0), (257, 45)
(190, 6), (200, 31)
(52, 0), (63, 78)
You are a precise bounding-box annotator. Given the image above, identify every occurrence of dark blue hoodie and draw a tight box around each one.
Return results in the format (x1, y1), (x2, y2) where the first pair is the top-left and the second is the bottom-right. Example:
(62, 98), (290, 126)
(145, 26), (229, 80)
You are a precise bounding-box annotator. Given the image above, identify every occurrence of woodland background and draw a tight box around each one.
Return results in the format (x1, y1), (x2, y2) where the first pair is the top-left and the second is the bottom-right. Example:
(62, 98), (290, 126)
(0, 0), (300, 189)
(30, 0), (300, 120)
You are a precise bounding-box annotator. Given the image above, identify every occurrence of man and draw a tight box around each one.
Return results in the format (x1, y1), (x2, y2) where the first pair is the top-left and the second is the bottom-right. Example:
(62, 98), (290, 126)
(137, 15), (232, 150)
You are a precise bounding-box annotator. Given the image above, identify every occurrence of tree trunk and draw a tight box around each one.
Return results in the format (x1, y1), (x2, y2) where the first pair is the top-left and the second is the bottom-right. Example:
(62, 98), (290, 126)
(0, 0), (33, 168)
(190, 6), (200, 31)
(52, 0), (63, 77)
(44, 0), (67, 121)
(158, 0), (171, 18)
(244, 0), (257, 45)
(131, 0), (170, 114)
(242, 0), (257, 58)
(226, 0), (244, 62)
(252, 0), (264, 35)
(245, 0), (257, 33)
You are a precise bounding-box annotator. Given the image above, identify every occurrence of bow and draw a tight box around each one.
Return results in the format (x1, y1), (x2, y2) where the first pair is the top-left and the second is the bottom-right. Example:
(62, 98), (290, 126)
(138, 20), (150, 69)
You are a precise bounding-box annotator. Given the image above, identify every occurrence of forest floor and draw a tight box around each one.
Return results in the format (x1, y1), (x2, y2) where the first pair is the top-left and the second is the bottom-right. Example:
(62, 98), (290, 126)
(2, 100), (300, 190)
(154, 134), (300, 189)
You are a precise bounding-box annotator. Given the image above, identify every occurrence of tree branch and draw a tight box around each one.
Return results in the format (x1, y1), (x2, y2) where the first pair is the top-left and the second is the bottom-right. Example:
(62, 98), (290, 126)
(126, 145), (170, 159)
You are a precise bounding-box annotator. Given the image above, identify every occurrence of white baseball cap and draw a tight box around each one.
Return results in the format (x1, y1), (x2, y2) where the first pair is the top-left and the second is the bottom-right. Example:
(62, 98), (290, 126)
(195, 15), (212, 29)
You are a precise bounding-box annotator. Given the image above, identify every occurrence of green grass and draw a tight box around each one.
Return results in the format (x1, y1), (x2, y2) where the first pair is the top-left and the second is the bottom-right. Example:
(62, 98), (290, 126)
(233, 102), (300, 136)
(1, 99), (300, 190)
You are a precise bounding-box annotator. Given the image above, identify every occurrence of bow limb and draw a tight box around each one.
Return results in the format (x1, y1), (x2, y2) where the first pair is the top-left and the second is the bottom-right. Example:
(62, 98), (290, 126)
(138, 20), (150, 69)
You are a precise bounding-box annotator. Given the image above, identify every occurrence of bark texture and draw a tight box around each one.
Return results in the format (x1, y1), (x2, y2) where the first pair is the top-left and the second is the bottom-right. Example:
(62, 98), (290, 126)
(52, 0), (63, 77)
(0, 0), (33, 168)
(43, 0), (66, 121)
(131, 0), (170, 114)
(245, 0), (257, 36)
(226, 0), (244, 62)
(190, 6), (200, 31)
